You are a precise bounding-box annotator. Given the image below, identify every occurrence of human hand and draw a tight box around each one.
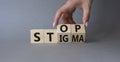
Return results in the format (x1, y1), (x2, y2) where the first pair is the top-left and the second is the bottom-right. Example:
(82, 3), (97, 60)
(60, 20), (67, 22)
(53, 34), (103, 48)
(53, 0), (93, 27)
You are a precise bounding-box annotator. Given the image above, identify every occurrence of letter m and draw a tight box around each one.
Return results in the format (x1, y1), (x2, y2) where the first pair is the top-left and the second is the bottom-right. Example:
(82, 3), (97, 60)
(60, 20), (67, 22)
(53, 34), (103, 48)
(72, 35), (79, 42)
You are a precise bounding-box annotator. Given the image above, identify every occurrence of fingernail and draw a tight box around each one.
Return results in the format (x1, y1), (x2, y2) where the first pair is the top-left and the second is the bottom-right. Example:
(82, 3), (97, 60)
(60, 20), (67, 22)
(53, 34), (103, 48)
(53, 23), (55, 27)
(85, 22), (88, 27)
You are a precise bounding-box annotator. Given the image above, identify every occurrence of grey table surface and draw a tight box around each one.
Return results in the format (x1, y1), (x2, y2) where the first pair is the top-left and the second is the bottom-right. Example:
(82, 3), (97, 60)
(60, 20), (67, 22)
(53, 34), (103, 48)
(0, 0), (120, 62)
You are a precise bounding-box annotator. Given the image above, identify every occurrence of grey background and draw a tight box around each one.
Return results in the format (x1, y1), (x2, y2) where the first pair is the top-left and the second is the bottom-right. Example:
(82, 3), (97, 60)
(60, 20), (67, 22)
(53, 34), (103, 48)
(0, 0), (120, 62)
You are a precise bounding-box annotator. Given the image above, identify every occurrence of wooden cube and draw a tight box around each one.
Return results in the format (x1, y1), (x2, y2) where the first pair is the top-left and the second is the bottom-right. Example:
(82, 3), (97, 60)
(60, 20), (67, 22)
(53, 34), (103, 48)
(44, 29), (58, 43)
(57, 33), (71, 43)
(71, 24), (86, 33)
(57, 24), (71, 33)
(31, 29), (44, 44)
(71, 24), (86, 42)
(57, 24), (71, 43)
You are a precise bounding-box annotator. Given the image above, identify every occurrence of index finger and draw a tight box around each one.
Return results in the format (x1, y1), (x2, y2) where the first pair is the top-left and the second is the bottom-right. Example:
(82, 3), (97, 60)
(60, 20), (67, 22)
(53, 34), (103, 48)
(53, 10), (62, 27)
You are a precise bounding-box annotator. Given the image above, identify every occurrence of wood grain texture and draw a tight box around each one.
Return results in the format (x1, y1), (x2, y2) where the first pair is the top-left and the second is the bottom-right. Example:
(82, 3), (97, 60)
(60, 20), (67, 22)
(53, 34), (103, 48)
(31, 29), (44, 44)
(44, 29), (58, 43)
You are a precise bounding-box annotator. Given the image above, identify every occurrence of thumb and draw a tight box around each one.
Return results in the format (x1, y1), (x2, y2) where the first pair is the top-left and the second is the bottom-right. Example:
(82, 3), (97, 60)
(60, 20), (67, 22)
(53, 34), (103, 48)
(82, 7), (90, 27)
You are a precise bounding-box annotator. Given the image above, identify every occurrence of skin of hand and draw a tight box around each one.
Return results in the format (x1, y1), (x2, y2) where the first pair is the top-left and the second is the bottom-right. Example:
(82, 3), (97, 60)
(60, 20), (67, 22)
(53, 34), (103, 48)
(53, 0), (93, 27)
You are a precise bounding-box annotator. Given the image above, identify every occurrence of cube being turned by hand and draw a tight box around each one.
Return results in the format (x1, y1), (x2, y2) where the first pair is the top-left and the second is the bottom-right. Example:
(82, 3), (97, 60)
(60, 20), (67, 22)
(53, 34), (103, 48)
(71, 24), (86, 43)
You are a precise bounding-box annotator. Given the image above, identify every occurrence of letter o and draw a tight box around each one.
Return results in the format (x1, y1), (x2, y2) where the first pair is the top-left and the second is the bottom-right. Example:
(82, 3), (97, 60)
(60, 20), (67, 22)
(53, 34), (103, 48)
(60, 25), (68, 32)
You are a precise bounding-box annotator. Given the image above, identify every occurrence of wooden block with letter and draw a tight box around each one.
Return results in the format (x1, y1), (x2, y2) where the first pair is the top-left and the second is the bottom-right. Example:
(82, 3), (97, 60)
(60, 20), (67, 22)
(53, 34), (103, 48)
(44, 29), (58, 43)
(31, 29), (44, 43)
(57, 24), (71, 43)
(71, 24), (86, 43)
